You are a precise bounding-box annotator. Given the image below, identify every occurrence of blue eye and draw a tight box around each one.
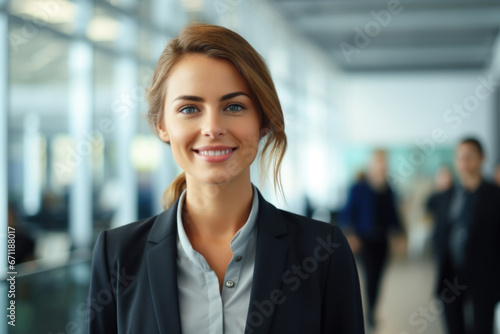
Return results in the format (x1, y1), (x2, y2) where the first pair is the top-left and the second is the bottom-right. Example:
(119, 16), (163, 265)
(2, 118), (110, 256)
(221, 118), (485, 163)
(179, 106), (198, 114)
(226, 104), (244, 113)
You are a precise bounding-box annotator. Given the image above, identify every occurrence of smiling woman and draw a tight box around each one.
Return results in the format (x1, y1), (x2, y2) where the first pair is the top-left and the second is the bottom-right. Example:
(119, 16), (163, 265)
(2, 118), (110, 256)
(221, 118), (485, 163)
(156, 53), (263, 210)
(146, 24), (287, 211)
(85, 23), (365, 334)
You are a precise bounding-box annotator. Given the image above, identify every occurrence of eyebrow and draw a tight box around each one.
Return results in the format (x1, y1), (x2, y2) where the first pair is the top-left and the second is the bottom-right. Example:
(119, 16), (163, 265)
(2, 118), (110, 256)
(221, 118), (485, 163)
(172, 91), (251, 103)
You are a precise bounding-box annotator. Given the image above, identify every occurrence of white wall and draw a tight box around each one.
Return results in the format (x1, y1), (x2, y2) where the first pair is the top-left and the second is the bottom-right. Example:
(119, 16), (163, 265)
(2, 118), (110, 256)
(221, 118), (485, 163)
(338, 70), (497, 174)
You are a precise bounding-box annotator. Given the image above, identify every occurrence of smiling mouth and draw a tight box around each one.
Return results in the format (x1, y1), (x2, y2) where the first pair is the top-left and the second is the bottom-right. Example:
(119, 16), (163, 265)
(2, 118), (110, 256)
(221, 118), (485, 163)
(193, 148), (237, 156)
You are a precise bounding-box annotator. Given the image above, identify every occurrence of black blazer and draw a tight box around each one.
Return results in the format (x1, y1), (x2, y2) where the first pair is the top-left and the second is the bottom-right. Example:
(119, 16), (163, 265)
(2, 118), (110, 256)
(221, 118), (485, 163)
(85, 189), (364, 333)
(431, 180), (500, 303)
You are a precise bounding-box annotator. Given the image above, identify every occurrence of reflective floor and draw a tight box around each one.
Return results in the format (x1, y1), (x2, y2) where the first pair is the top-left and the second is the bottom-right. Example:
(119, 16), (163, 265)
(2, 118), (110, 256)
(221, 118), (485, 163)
(366, 259), (445, 334)
(6, 262), (90, 334)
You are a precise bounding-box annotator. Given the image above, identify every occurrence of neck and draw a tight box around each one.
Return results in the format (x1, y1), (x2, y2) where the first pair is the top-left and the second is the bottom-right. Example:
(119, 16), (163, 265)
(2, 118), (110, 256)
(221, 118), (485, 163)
(182, 173), (254, 241)
(460, 173), (482, 191)
(368, 173), (386, 191)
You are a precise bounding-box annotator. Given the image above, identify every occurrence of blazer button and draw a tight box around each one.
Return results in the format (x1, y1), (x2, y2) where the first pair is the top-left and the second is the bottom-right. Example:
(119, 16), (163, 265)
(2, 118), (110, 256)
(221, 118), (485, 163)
(235, 255), (242, 262)
(225, 280), (235, 288)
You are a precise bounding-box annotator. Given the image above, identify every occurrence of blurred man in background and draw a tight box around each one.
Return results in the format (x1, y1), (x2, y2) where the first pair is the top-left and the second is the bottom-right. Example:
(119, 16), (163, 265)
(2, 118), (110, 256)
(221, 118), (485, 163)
(340, 150), (403, 330)
(494, 163), (500, 187)
(431, 138), (500, 334)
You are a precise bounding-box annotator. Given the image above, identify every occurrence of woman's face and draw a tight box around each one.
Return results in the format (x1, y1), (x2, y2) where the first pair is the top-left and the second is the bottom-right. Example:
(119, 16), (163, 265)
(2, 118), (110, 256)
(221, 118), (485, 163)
(158, 54), (262, 187)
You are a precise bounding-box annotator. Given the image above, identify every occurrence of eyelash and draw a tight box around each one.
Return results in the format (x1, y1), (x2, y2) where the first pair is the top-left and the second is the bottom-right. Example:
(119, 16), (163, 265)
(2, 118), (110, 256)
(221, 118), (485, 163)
(226, 104), (245, 113)
(178, 103), (246, 114)
(178, 105), (198, 114)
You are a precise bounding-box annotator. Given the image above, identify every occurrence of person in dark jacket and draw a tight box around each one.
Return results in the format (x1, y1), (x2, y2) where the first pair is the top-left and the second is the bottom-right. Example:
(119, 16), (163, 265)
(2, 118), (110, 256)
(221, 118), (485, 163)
(340, 150), (402, 329)
(430, 137), (500, 334)
(426, 165), (454, 216)
(494, 163), (500, 187)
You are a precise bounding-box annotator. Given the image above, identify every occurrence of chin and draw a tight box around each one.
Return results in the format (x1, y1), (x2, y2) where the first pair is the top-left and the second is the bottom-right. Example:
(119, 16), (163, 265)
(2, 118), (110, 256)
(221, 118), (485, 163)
(202, 170), (247, 187)
(197, 173), (235, 186)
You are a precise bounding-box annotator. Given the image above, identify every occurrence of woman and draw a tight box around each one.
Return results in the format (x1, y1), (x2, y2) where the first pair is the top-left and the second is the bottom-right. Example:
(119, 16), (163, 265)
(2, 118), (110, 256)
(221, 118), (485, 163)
(86, 23), (364, 334)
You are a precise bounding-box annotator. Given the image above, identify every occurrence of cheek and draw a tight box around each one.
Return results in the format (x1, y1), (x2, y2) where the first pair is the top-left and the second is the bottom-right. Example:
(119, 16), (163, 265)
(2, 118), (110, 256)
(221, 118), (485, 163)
(237, 123), (261, 166)
(237, 117), (261, 145)
(166, 123), (195, 158)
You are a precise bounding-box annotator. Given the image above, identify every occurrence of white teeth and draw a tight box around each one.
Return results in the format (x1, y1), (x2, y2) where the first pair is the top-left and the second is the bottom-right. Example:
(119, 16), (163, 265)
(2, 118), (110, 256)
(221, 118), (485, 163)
(198, 149), (233, 156)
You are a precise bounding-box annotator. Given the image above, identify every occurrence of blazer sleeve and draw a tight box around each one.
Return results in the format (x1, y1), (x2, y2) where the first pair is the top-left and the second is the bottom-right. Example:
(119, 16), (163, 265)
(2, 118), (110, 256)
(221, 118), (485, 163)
(322, 225), (364, 333)
(85, 231), (118, 334)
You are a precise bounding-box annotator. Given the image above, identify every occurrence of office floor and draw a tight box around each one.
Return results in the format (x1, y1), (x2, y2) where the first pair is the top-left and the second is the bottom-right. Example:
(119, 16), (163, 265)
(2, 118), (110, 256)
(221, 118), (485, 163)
(362, 258), (446, 334)
(8, 262), (90, 334)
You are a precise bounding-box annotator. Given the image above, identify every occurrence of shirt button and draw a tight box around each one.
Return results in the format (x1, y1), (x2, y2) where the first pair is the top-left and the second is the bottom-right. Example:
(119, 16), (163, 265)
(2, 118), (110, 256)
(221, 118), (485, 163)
(235, 255), (242, 262)
(225, 280), (235, 288)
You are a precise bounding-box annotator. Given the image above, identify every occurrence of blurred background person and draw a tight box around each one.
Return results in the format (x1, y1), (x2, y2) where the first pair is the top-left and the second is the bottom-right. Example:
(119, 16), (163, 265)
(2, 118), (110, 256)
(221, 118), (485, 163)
(431, 137), (500, 334)
(494, 163), (500, 187)
(427, 165), (454, 215)
(340, 149), (403, 330)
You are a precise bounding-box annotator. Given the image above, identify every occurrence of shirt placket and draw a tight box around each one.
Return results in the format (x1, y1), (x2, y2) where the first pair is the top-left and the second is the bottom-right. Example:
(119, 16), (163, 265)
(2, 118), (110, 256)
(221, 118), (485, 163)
(205, 269), (224, 334)
(221, 240), (249, 331)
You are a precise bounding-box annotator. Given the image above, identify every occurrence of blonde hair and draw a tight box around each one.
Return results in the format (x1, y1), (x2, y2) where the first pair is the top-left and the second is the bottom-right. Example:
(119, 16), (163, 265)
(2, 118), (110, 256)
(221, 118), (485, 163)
(146, 23), (287, 209)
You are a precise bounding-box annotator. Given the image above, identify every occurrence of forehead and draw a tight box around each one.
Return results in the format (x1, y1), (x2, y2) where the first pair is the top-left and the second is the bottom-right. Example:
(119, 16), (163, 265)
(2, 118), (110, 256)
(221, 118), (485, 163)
(456, 143), (481, 156)
(165, 54), (250, 100)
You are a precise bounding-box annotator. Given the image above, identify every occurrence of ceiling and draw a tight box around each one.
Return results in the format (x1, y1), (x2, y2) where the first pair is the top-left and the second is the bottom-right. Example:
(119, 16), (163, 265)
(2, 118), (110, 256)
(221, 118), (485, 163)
(266, 0), (500, 72)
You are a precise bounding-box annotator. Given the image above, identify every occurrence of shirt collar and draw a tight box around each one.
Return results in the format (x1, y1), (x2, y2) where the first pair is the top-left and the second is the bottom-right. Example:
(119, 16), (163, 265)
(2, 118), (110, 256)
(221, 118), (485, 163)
(176, 185), (259, 269)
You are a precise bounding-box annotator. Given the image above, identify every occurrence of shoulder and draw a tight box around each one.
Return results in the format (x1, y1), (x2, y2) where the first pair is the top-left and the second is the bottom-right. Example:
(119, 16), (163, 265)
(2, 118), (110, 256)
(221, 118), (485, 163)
(255, 189), (346, 247)
(94, 215), (159, 262)
(278, 209), (334, 233)
(481, 180), (500, 196)
(276, 209), (349, 253)
(350, 181), (367, 192)
(275, 210), (359, 296)
(478, 181), (500, 207)
(104, 215), (157, 243)
(434, 186), (454, 200)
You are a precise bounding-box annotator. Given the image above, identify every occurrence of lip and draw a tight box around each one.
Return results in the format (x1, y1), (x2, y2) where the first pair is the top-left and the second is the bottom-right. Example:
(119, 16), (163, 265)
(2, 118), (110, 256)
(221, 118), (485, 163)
(192, 145), (237, 163)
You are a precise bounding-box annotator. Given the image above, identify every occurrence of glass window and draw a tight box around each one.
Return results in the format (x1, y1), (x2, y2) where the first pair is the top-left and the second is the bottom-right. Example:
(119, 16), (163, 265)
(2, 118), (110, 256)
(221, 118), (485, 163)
(9, 0), (76, 34)
(9, 22), (72, 253)
(86, 3), (121, 48)
(93, 50), (117, 230)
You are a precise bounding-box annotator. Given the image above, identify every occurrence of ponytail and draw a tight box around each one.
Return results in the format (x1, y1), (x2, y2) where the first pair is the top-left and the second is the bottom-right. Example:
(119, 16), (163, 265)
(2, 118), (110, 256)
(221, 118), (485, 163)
(162, 172), (187, 210)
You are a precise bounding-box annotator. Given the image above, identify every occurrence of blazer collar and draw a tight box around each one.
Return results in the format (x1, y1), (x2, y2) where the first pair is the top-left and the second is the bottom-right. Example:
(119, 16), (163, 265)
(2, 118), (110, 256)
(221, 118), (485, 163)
(145, 188), (289, 334)
(147, 200), (179, 244)
(146, 199), (182, 334)
(245, 189), (289, 334)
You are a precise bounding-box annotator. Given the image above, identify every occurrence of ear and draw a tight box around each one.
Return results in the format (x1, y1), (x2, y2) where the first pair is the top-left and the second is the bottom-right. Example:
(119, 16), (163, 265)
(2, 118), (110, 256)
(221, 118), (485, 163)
(157, 123), (170, 143)
(259, 127), (269, 139)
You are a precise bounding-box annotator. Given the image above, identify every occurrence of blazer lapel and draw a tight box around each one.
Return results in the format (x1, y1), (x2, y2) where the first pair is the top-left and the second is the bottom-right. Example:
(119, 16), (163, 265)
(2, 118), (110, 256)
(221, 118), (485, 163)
(146, 202), (182, 334)
(245, 190), (289, 334)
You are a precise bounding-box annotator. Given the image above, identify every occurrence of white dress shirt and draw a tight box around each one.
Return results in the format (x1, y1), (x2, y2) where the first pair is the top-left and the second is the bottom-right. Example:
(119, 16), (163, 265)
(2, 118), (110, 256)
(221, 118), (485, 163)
(176, 186), (259, 334)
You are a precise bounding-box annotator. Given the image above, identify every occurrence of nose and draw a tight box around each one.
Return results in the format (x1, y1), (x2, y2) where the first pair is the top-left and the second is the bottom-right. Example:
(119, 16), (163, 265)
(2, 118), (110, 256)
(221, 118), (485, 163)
(201, 109), (226, 138)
